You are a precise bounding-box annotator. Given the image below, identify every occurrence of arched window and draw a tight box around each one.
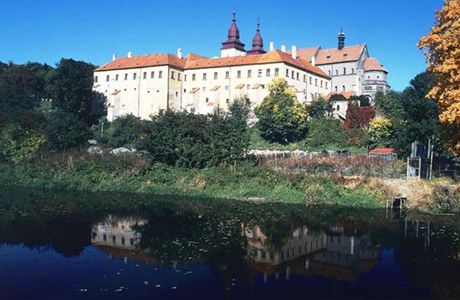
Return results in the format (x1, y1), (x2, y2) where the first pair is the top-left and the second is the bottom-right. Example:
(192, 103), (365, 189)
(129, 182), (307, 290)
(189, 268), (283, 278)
(337, 105), (340, 111)
(335, 70), (338, 76)
(343, 67), (346, 75)
(334, 86), (338, 92)
(352, 68), (355, 74)
(328, 70), (331, 76)
(342, 85), (346, 91)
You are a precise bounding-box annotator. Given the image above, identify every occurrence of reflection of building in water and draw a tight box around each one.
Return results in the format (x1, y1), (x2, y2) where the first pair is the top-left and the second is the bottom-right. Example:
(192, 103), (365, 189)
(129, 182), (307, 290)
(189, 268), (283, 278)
(242, 223), (380, 282)
(243, 224), (326, 265)
(91, 215), (146, 250)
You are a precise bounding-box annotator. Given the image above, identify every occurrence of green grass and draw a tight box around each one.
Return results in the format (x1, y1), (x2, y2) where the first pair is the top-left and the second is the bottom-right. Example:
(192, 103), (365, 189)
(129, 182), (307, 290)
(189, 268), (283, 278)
(0, 154), (383, 208)
(249, 127), (366, 154)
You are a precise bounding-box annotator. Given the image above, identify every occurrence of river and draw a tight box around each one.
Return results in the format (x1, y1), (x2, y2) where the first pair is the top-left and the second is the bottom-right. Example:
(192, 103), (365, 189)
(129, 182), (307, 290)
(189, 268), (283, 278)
(0, 188), (459, 299)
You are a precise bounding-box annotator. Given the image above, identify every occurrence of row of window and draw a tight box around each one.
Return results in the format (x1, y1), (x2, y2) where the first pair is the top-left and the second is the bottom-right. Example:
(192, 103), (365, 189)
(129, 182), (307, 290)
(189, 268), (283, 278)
(328, 67), (356, 77)
(96, 68), (329, 89)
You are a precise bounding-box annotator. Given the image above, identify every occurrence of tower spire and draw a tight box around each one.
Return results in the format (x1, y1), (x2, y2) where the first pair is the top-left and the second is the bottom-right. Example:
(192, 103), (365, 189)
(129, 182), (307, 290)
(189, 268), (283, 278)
(221, 9), (246, 55)
(247, 18), (266, 55)
(338, 27), (345, 50)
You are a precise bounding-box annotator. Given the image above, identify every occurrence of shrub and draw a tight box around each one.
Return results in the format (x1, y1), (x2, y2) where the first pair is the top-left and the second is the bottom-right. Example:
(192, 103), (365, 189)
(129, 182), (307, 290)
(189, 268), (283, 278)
(306, 117), (345, 147)
(105, 114), (149, 149)
(368, 117), (395, 148)
(255, 78), (308, 144)
(0, 123), (46, 163)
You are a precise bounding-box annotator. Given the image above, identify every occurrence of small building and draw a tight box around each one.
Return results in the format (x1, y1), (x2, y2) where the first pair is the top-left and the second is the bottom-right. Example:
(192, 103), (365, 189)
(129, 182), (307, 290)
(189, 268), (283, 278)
(368, 148), (397, 160)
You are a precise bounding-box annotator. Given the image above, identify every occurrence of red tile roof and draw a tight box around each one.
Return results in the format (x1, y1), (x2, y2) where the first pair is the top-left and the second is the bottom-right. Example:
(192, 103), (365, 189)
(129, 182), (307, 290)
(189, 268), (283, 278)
(96, 54), (185, 71)
(363, 57), (387, 72)
(95, 51), (330, 79)
(369, 148), (396, 154)
(185, 50), (329, 78)
(296, 45), (366, 65)
(327, 91), (355, 100)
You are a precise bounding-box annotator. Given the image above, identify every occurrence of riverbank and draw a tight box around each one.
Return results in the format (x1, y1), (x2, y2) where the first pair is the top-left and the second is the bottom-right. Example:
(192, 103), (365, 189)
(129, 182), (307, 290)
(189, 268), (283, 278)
(0, 151), (458, 212)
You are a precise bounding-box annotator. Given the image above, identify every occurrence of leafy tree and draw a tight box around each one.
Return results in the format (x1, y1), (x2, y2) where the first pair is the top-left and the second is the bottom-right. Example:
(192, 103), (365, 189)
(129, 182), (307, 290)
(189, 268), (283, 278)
(105, 114), (150, 149)
(48, 59), (104, 124)
(419, 0), (460, 153)
(306, 117), (345, 147)
(255, 78), (308, 144)
(44, 110), (89, 150)
(307, 96), (330, 119)
(342, 102), (375, 130)
(368, 117), (395, 148)
(374, 91), (404, 121)
(0, 63), (46, 120)
(350, 95), (371, 107)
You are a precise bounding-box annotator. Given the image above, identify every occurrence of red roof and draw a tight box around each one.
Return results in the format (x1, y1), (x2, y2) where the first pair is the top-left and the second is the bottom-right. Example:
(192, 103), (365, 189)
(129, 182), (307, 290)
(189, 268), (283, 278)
(296, 45), (366, 65)
(95, 50), (330, 79)
(363, 57), (387, 73)
(369, 148), (396, 154)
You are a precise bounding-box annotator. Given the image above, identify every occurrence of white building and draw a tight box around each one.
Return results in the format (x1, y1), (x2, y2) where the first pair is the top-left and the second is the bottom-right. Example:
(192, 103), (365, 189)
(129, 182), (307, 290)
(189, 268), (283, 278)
(93, 12), (331, 121)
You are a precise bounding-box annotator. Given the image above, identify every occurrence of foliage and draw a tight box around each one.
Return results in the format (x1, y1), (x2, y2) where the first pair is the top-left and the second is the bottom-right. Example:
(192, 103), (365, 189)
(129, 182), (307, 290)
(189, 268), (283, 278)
(350, 95), (372, 107)
(105, 114), (150, 149)
(47, 59), (106, 125)
(255, 78), (308, 144)
(342, 102), (375, 130)
(0, 123), (46, 163)
(307, 96), (330, 119)
(306, 117), (345, 147)
(419, 0), (460, 154)
(368, 117), (395, 148)
(43, 109), (90, 150)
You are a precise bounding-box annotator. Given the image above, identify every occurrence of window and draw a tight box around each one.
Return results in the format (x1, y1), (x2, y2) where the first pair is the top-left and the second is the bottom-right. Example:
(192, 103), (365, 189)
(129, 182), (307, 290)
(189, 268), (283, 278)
(303, 75), (306, 82)
(309, 77), (312, 84)
(202, 87), (206, 92)
(171, 71), (175, 80)
(121, 237), (125, 245)
(151, 71), (154, 78)
(296, 72), (300, 80)
(315, 78), (318, 86)
(342, 85), (346, 91)
(286, 69), (289, 77)
(225, 71), (229, 79)
(246, 84), (251, 90)
(335, 86), (338, 92)
(178, 73), (181, 81)
(291, 71), (295, 78)
(325, 82), (328, 89)
(258, 69), (262, 77)
(274, 68), (279, 76)
(106, 75), (110, 82)
(115, 74), (119, 81)
(247, 70), (252, 78)
(175, 91), (179, 97)
(202, 73), (207, 80)
(377, 75), (380, 79)
(143, 72), (147, 79)
(205, 98), (209, 103)
(133, 73), (137, 80)
(214, 72), (218, 80)
(328, 70), (331, 76)
(234, 70), (240, 78)
(184, 74), (187, 81)
(335, 70), (338, 75)
(103, 234), (107, 241)
(192, 73), (196, 81)
(159, 71), (163, 78)
(112, 236), (116, 244)
(352, 68), (355, 74)
(337, 105), (340, 111)
(226, 98), (230, 103)
(266, 68), (270, 77)
(225, 85), (229, 91)
(94, 76), (98, 83)
(343, 67), (346, 75)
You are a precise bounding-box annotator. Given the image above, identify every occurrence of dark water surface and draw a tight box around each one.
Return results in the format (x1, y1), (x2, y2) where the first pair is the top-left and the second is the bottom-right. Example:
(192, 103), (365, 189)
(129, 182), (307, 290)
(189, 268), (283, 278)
(0, 189), (459, 299)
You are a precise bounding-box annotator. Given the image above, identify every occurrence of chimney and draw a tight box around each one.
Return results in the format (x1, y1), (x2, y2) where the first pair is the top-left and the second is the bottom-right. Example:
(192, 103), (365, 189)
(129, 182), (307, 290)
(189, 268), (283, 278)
(291, 45), (297, 59)
(281, 45), (287, 52)
(311, 55), (316, 66)
(269, 41), (274, 52)
(177, 48), (183, 59)
(127, 51), (133, 58)
(112, 54), (117, 61)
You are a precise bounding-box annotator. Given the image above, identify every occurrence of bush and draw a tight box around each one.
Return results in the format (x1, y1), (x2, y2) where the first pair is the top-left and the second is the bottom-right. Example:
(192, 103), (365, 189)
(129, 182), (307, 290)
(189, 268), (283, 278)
(105, 114), (149, 149)
(306, 117), (345, 147)
(0, 123), (46, 163)
(255, 78), (308, 144)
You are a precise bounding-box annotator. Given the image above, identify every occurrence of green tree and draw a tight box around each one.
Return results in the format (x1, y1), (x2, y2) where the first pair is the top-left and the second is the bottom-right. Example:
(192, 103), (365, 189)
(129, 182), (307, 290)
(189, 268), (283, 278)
(105, 114), (150, 149)
(307, 96), (330, 119)
(368, 117), (395, 148)
(255, 78), (308, 144)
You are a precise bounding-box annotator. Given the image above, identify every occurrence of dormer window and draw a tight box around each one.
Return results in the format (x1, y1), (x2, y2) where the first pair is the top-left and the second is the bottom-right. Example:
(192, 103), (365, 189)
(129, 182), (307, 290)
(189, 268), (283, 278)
(326, 55), (331, 59)
(343, 53), (348, 57)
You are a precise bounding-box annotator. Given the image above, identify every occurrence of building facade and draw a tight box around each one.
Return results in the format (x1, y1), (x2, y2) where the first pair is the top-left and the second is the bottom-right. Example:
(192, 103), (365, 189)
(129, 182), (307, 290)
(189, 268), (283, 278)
(93, 13), (331, 121)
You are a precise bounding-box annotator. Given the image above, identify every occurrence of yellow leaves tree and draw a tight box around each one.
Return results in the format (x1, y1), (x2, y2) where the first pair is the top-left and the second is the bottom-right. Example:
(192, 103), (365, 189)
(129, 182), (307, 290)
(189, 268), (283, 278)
(418, 0), (460, 153)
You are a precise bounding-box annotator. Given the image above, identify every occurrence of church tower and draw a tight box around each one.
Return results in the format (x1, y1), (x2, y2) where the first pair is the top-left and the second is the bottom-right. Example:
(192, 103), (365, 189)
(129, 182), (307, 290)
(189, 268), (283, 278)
(338, 27), (345, 50)
(247, 20), (266, 55)
(221, 10), (246, 57)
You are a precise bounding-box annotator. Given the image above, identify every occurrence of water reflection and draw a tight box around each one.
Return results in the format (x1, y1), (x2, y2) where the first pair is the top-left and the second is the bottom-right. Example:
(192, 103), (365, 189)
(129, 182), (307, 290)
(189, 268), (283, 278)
(0, 190), (459, 299)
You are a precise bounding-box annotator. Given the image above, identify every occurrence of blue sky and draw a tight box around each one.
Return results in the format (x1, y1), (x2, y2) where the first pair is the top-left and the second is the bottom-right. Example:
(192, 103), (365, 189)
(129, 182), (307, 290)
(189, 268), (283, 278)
(0, 0), (443, 91)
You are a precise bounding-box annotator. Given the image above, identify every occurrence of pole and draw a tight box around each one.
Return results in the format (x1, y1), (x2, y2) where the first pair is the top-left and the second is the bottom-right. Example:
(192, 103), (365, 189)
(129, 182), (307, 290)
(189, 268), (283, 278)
(429, 137), (434, 180)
